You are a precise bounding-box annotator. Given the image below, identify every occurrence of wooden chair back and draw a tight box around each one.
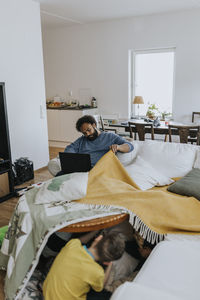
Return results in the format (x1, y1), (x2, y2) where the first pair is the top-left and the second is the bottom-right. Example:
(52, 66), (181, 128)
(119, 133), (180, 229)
(100, 115), (133, 139)
(168, 124), (200, 145)
(99, 115), (117, 133)
(128, 122), (154, 141)
(99, 115), (105, 131)
(192, 112), (200, 123)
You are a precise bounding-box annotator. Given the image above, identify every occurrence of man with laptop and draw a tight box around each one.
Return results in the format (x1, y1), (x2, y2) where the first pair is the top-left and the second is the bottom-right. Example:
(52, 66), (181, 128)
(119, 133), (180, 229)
(59, 115), (134, 175)
(43, 115), (134, 270)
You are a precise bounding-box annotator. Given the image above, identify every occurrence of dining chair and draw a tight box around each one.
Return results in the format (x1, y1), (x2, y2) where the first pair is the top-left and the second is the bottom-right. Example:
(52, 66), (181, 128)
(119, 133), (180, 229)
(93, 114), (115, 132)
(98, 115), (117, 133)
(100, 114), (133, 140)
(128, 122), (154, 141)
(189, 112), (200, 143)
(192, 112), (200, 123)
(168, 124), (200, 145)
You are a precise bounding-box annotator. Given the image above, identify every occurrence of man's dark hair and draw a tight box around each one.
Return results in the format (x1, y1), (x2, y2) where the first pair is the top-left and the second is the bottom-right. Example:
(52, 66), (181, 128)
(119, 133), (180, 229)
(76, 115), (97, 132)
(96, 232), (125, 263)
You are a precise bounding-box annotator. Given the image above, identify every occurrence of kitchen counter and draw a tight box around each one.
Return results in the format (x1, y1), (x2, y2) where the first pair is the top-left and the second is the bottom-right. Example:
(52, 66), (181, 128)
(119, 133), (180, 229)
(47, 107), (98, 146)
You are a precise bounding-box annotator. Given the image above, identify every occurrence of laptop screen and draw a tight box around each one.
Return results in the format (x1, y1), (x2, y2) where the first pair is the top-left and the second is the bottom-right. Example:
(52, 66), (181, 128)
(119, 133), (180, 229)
(59, 152), (92, 174)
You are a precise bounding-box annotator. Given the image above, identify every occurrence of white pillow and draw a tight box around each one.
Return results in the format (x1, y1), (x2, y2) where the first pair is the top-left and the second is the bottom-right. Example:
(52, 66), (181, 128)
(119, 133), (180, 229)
(125, 156), (174, 190)
(139, 140), (196, 178)
(193, 147), (200, 169)
(34, 172), (88, 204)
(48, 156), (61, 176)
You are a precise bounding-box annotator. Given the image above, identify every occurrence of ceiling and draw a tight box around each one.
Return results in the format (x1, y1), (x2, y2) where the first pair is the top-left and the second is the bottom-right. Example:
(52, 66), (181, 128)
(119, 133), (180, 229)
(35, 0), (200, 28)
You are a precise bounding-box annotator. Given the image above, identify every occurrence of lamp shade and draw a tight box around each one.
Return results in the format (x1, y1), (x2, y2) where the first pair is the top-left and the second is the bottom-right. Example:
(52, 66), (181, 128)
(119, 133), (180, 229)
(133, 96), (144, 104)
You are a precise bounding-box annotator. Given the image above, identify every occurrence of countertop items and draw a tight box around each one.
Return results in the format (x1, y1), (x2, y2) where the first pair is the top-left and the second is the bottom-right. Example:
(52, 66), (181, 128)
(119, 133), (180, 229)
(47, 104), (96, 110)
(47, 102), (66, 108)
(91, 97), (97, 108)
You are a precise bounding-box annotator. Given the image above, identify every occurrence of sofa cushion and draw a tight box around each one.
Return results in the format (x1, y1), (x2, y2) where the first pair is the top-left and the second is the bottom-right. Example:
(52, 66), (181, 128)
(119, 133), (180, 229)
(167, 168), (200, 200)
(125, 156), (174, 190)
(138, 140), (196, 178)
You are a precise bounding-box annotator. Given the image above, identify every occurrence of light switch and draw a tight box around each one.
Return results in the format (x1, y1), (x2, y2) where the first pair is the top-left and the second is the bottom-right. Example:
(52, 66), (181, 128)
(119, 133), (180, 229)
(40, 104), (44, 119)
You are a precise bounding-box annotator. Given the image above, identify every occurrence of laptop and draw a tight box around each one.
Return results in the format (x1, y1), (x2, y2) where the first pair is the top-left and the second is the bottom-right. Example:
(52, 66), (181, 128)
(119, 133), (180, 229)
(59, 152), (92, 174)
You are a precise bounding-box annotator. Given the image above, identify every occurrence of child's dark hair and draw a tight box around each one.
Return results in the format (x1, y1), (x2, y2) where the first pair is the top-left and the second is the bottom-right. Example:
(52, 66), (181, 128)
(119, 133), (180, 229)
(96, 232), (125, 263)
(143, 239), (155, 250)
(76, 115), (97, 132)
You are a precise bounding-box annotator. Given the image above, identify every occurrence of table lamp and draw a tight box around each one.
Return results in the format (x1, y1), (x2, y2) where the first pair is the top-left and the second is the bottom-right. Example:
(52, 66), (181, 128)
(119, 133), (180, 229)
(133, 96), (144, 118)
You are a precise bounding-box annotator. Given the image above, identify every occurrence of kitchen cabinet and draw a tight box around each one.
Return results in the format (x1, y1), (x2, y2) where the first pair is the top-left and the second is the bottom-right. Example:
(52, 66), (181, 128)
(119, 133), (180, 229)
(47, 110), (61, 141)
(47, 108), (98, 146)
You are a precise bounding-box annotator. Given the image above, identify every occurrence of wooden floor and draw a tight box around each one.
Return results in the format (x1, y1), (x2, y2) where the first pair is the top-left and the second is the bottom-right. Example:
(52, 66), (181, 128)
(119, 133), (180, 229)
(0, 146), (64, 300)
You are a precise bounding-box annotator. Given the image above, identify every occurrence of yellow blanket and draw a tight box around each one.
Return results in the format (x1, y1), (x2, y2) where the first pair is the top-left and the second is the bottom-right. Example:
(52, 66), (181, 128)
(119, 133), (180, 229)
(78, 151), (200, 242)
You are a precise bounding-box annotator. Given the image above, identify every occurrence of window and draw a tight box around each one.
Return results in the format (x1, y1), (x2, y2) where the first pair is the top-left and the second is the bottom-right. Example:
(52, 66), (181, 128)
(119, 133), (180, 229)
(130, 48), (175, 117)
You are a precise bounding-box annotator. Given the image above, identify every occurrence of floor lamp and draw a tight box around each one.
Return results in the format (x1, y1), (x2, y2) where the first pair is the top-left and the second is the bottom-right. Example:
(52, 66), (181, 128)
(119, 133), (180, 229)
(133, 96), (144, 119)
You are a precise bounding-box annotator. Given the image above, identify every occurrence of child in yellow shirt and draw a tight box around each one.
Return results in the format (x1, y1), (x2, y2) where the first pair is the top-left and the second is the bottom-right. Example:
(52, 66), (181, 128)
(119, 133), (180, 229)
(43, 232), (125, 300)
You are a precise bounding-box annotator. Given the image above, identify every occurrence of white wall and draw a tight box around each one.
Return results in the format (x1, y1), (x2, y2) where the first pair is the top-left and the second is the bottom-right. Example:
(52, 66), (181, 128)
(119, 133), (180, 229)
(0, 0), (49, 170)
(43, 9), (200, 122)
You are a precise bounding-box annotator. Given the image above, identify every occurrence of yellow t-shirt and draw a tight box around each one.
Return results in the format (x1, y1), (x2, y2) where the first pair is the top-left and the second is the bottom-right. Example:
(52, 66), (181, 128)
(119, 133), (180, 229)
(43, 239), (104, 300)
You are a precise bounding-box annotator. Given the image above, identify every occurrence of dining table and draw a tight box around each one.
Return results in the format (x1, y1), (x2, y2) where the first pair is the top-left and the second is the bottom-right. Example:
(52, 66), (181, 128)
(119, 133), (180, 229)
(108, 118), (198, 139)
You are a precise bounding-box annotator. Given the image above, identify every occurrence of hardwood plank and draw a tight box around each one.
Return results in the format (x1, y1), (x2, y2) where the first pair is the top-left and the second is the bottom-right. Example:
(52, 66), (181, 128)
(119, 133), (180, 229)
(0, 167), (53, 227)
(49, 146), (64, 160)
(0, 147), (63, 227)
(0, 271), (5, 300)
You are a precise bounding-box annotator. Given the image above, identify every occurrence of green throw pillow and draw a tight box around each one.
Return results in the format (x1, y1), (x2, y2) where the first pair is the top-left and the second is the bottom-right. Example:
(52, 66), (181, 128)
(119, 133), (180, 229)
(167, 168), (200, 200)
(0, 225), (8, 247)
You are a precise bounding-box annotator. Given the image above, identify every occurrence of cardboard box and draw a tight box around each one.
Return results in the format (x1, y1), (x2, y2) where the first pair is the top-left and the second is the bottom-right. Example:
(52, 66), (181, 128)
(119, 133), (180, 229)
(0, 172), (9, 197)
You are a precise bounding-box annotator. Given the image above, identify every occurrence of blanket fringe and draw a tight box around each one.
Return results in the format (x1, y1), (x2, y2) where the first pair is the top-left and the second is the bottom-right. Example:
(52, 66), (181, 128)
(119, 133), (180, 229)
(78, 203), (165, 244)
(130, 213), (165, 244)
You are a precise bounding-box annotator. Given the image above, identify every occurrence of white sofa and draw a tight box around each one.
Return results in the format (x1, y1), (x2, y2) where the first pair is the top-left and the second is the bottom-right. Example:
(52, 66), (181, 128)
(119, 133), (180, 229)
(115, 141), (200, 300)
(48, 140), (200, 180)
(111, 237), (200, 300)
(48, 140), (200, 300)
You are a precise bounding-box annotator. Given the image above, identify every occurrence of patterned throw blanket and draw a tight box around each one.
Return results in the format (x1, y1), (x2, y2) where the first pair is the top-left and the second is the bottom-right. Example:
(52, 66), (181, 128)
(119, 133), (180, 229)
(1, 151), (200, 299)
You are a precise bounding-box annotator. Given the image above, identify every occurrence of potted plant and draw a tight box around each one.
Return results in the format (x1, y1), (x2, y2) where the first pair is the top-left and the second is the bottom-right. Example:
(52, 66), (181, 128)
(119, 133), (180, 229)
(160, 111), (172, 121)
(146, 103), (159, 119)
